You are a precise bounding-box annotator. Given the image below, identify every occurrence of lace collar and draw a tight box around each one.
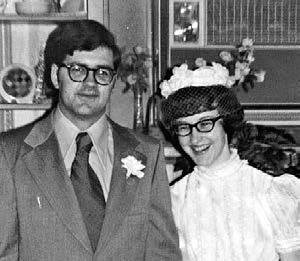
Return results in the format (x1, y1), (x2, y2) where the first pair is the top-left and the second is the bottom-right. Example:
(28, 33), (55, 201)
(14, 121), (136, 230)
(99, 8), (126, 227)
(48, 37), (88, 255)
(193, 149), (248, 180)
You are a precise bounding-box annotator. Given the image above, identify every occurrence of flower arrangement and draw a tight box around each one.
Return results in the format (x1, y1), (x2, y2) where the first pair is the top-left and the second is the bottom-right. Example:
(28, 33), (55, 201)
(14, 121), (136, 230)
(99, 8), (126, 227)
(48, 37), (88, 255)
(118, 45), (152, 93)
(159, 38), (266, 99)
(195, 38), (266, 92)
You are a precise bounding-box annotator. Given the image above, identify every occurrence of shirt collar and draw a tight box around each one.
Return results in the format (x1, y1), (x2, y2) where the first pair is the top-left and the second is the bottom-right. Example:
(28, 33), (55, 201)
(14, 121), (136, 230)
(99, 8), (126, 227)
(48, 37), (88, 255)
(53, 106), (109, 162)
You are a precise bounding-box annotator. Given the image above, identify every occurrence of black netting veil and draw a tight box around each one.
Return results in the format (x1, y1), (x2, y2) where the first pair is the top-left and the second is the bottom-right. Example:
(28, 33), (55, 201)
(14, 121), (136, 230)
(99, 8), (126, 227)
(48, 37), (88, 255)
(160, 85), (244, 130)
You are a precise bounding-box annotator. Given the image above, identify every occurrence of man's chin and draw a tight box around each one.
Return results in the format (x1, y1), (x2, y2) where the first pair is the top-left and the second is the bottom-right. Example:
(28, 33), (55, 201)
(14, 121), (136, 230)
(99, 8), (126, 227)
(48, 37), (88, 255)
(76, 108), (105, 119)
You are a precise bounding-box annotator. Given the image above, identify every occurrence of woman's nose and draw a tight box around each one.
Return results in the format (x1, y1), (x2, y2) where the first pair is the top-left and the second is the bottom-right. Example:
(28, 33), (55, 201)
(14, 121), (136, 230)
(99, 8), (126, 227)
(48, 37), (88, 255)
(190, 126), (204, 143)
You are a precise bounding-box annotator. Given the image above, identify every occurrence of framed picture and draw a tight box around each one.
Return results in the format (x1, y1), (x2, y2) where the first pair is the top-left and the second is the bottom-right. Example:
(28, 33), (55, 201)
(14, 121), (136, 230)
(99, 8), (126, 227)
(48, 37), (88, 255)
(169, 0), (205, 48)
(0, 63), (36, 104)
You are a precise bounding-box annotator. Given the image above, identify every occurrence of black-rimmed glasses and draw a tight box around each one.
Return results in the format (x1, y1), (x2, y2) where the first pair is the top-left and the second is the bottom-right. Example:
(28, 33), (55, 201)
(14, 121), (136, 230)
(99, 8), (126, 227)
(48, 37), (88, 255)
(59, 63), (116, 86)
(174, 115), (223, 136)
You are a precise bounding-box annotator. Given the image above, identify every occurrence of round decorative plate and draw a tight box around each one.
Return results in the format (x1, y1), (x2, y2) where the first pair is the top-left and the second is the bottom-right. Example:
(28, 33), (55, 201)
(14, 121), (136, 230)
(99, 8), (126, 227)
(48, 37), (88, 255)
(0, 63), (36, 103)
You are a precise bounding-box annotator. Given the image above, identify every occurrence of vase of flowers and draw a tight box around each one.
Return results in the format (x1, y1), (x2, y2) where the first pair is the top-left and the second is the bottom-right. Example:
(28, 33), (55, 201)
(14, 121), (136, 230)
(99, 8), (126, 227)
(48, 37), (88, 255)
(118, 45), (152, 130)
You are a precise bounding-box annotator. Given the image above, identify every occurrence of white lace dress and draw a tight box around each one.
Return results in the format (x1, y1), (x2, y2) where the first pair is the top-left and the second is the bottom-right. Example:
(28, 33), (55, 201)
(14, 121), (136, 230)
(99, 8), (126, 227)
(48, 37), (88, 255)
(171, 149), (300, 261)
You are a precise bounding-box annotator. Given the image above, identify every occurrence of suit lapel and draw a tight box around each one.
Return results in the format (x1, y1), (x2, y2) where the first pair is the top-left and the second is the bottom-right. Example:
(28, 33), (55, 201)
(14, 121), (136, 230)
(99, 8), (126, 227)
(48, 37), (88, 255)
(22, 113), (92, 253)
(96, 121), (147, 252)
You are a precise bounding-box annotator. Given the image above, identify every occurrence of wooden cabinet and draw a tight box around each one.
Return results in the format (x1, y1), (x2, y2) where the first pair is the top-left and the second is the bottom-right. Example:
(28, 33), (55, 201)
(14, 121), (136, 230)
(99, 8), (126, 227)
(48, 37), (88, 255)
(0, 0), (107, 131)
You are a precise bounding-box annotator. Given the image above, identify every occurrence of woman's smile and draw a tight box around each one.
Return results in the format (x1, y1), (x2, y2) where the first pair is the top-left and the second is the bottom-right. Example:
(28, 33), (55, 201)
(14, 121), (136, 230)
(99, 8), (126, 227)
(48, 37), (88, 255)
(191, 144), (210, 154)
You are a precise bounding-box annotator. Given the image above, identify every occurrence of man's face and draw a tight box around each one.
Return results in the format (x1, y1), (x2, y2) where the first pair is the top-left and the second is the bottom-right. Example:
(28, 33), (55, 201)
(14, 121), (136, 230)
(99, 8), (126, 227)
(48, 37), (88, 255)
(52, 46), (115, 128)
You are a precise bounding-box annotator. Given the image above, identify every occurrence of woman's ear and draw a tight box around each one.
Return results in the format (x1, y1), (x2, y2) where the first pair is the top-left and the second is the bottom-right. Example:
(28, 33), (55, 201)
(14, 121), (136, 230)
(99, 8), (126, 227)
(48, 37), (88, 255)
(51, 64), (59, 89)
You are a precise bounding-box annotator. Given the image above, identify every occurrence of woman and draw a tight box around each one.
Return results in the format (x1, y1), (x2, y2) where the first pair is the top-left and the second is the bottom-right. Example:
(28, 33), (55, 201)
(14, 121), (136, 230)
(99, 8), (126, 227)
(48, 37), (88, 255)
(160, 63), (300, 261)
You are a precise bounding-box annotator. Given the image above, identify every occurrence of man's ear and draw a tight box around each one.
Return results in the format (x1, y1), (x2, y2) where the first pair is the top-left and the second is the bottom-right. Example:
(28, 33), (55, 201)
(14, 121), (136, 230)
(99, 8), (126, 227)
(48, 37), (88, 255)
(51, 64), (59, 89)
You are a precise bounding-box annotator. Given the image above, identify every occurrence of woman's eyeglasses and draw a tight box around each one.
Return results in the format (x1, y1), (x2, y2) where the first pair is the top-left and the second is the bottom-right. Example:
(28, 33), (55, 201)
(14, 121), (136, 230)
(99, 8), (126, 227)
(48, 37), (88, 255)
(174, 115), (223, 136)
(59, 63), (116, 86)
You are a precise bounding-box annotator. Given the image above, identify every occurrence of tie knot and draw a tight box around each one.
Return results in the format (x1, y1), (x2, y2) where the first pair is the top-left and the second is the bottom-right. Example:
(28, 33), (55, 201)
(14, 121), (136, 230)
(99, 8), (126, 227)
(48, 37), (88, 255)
(76, 132), (93, 153)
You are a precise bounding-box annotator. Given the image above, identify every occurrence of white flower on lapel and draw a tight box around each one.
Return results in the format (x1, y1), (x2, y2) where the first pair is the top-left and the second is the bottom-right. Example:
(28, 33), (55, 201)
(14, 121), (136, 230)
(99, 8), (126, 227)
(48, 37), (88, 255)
(121, 155), (145, 179)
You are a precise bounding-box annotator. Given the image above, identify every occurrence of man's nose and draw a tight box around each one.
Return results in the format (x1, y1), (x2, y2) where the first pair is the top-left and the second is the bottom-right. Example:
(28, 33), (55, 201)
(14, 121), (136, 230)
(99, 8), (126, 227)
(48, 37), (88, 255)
(84, 71), (97, 85)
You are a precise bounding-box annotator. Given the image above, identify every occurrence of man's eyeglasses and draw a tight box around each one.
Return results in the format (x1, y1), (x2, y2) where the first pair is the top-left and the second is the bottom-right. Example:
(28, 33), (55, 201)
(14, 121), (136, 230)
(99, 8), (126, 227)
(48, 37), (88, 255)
(59, 63), (116, 86)
(173, 115), (223, 136)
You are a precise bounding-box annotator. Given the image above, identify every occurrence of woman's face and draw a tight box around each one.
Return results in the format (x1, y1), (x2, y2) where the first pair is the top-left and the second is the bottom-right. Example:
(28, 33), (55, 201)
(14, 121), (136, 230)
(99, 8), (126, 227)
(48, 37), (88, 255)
(176, 109), (231, 168)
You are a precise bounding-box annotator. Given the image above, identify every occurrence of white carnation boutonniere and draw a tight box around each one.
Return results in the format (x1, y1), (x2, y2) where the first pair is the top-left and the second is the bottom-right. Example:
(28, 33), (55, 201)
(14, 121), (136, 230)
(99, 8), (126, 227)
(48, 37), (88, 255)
(121, 155), (145, 179)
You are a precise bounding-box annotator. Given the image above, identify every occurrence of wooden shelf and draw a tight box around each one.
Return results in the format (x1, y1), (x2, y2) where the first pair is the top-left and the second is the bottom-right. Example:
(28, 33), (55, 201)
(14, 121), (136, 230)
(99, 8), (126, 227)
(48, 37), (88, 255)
(0, 103), (52, 110)
(0, 12), (87, 22)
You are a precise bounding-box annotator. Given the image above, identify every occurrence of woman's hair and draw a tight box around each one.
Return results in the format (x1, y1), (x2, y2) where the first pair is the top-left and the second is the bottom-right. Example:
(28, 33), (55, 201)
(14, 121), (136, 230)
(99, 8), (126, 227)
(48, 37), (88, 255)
(43, 20), (121, 102)
(160, 85), (244, 144)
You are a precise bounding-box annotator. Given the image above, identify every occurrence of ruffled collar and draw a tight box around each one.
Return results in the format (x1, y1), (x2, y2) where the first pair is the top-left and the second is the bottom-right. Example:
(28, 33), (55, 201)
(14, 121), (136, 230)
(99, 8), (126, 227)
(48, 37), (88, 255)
(193, 149), (248, 180)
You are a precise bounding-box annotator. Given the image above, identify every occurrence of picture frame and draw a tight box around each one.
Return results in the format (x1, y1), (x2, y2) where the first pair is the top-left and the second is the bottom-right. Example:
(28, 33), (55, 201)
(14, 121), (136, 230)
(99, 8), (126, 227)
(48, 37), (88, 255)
(0, 63), (36, 104)
(169, 0), (205, 48)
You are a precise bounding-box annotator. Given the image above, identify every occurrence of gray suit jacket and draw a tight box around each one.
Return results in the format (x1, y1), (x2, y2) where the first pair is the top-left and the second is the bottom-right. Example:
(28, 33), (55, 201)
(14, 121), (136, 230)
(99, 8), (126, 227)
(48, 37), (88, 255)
(0, 112), (181, 261)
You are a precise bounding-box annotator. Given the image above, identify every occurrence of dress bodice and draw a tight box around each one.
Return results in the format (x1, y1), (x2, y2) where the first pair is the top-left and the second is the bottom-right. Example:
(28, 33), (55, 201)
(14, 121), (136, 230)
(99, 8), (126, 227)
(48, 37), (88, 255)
(171, 150), (300, 261)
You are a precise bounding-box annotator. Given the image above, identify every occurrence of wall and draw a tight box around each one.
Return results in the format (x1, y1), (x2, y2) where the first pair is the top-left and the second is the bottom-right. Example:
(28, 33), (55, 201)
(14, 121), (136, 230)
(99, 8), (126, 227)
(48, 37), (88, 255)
(108, 0), (150, 128)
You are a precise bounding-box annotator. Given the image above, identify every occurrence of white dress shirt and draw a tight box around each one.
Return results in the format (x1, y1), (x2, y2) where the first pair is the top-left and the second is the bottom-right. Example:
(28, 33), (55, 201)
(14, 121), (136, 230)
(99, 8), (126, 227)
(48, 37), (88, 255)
(53, 107), (113, 201)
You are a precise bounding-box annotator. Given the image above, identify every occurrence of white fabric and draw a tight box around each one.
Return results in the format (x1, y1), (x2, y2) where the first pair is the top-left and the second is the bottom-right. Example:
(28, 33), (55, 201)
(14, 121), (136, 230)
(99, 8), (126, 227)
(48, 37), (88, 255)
(171, 149), (300, 261)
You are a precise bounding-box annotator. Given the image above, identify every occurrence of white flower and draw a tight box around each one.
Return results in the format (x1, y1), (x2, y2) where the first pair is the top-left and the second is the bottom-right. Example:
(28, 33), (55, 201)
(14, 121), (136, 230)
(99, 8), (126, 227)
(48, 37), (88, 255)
(190, 62), (231, 87)
(236, 61), (250, 76)
(239, 38), (254, 52)
(127, 74), (137, 85)
(134, 45), (143, 54)
(121, 155), (145, 179)
(247, 52), (255, 63)
(234, 67), (242, 80)
(242, 38), (253, 47)
(144, 57), (153, 68)
(254, 70), (266, 82)
(227, 76), (237, 87)
(159, 62), (232, 98)
(159, 63), (193, 98)
(195, 57), (207, 67)
(160, 80), (173, 98)
(219, 51), (234, 63)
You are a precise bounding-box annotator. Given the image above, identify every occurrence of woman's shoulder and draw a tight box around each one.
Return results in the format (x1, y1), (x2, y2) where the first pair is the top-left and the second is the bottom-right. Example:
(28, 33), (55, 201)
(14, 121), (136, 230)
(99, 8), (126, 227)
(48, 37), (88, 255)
(267, 173), (300, 199)
(247, 161), (300, 186)
(239, 162), (300, 193)
(263, 173), (300, 253)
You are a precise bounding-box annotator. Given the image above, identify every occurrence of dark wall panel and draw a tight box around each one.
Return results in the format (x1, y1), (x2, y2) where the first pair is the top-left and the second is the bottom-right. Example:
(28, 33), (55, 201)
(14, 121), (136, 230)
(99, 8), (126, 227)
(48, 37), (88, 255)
(170, 48), (300, 104)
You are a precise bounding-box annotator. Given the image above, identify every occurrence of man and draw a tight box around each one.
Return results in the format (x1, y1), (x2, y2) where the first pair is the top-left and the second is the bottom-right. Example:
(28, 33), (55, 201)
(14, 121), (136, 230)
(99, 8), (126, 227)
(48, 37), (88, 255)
(0, 20), (181, 260)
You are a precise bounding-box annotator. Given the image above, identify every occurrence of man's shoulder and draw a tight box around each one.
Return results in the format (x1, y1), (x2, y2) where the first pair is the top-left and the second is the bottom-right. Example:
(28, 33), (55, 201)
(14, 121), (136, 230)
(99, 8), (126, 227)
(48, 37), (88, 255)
(0, 110), (52, 145)
(0, 122), (34, 144)
(109, 119), (161, 146)
(129, 128), (160, 145)
(0, 122), (36, 166)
